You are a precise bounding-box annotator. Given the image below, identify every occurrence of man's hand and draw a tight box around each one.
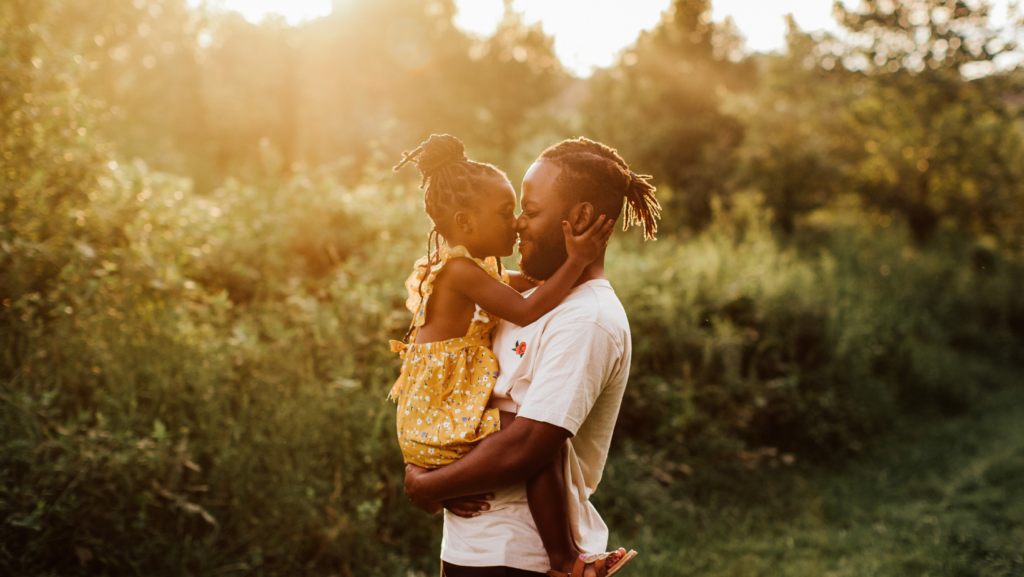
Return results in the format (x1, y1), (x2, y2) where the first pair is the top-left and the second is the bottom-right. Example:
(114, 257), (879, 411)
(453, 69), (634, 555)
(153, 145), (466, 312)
(406, 464), (494, 517)
(443, 493), (494, 518)
(405, 464), (442, 514)
(403, 418), (570, 508)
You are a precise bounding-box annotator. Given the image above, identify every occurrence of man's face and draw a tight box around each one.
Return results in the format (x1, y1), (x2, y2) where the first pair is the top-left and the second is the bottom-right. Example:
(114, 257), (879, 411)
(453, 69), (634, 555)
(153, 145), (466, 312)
(516, 160), (569, 281)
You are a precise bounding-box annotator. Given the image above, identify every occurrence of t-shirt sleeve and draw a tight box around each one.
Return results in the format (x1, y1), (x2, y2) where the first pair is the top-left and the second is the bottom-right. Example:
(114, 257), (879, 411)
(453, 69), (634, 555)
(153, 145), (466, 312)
(516, 321), (622, 436)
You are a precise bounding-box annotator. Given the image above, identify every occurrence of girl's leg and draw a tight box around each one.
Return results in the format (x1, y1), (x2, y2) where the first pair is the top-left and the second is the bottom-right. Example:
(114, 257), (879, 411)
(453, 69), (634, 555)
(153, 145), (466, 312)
(526, 446), (580, 573)
(497, 412), (579, 573)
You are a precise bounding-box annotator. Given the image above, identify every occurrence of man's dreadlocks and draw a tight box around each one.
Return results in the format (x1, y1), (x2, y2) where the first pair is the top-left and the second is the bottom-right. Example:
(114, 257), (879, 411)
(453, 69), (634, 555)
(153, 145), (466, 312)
(539, 137), (661, 240)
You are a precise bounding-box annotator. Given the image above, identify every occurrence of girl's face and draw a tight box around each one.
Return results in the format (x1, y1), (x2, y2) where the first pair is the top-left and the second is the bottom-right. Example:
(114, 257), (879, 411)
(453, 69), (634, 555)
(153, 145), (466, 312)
(461, 176), (519, 258)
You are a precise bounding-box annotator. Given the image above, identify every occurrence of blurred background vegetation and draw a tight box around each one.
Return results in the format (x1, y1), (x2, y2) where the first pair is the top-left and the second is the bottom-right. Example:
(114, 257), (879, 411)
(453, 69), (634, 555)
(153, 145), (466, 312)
(2, 0), (1024, 575)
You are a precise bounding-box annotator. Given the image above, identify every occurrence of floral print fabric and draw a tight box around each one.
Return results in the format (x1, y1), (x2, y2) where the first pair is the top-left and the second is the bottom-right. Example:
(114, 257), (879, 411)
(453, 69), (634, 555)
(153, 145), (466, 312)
(388, 244), (509, 468)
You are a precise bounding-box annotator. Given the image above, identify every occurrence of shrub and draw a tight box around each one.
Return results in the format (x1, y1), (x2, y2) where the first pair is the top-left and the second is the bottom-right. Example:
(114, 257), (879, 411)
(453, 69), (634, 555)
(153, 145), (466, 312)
(4, 165), (1024, 574)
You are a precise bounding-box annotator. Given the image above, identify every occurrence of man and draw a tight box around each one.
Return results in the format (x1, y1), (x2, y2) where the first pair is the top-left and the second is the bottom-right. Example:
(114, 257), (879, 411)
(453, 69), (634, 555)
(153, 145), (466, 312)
(404, 137), (660, 577)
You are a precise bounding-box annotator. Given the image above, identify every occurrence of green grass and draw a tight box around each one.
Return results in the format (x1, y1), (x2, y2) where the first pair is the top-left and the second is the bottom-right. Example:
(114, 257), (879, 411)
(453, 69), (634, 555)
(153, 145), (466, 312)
(614, 386), (1024, 577)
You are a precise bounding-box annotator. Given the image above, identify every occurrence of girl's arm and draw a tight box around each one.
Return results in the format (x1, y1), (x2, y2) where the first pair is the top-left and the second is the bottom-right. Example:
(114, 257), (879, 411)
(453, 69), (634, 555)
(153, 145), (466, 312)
(506, 271), (539, 293)
(446, 216), (613, 327)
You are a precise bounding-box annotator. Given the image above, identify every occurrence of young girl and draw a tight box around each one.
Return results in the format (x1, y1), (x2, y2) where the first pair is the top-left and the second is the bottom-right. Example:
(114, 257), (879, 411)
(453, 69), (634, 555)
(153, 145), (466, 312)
(388, 134), (636, 577)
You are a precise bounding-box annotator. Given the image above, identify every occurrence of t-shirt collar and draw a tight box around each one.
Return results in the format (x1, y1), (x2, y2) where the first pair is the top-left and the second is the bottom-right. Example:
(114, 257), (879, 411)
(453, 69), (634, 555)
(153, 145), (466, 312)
(575, 278), (611, 292)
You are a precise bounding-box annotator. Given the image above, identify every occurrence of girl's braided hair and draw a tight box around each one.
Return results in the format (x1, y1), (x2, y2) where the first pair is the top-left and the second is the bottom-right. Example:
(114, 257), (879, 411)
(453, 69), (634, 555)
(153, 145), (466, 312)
(393, 134), (507, 341)
(539, 137), (660, 240)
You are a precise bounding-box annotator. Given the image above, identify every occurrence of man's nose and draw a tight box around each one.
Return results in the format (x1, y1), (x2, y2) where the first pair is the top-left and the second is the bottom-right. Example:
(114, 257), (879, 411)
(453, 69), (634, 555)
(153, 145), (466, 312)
(515, 214), (527, 232)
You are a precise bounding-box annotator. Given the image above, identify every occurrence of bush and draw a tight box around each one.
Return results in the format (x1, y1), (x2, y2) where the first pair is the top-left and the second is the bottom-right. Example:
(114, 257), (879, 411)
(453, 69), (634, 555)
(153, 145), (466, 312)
(4, 156), (1024, 573)
(1, 157), (443, 574)
(605, 193), (1024, 496)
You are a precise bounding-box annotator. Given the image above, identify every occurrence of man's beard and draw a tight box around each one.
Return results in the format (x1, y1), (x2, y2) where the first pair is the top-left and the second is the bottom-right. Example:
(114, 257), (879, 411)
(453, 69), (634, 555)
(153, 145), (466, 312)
(516, 223), (568, 281)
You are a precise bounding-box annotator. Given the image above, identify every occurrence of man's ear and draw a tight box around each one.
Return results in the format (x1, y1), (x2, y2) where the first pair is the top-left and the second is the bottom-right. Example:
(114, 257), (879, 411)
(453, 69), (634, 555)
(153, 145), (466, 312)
(568, 202), (595, 235)
(453, 211), (473, 234)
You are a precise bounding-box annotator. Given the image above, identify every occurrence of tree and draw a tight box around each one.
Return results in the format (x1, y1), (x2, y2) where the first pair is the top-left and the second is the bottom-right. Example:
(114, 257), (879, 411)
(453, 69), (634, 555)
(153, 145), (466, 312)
(740, 1), (1024, 242)
(1, 0), (107, 305)
(200, 13), (299, 181)
(834, 0), (1024, 241)
(49, 0), (213, 186)
(583, 0), (755, 231)
(294, 0), (565, 180)
(14, 0), (567, 192)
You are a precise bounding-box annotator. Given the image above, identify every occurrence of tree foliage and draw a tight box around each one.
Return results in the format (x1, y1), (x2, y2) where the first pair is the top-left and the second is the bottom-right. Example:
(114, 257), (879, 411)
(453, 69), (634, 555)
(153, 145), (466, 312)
(583, 0), (755, 230)
(736, 1), (1024, 240)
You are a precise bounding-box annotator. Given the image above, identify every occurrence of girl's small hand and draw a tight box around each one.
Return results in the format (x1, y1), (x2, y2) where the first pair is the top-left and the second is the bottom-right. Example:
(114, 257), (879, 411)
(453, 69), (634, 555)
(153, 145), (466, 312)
(562, 214), (614, 265)
(443, 493), (495, 518)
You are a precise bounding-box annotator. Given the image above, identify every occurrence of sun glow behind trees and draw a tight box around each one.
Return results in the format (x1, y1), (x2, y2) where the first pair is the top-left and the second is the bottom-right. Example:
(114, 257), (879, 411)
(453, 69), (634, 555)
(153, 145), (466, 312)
(206, 0), (1016, 77)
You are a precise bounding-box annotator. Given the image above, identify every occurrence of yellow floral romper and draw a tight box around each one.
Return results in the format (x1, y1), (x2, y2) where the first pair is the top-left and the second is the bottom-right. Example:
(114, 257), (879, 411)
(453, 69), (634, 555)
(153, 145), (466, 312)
(388, 244), (507, 468)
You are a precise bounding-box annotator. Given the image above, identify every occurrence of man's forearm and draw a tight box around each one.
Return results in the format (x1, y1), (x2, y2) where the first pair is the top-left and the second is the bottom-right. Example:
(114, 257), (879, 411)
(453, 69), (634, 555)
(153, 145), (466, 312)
(415, 417), (569, 503)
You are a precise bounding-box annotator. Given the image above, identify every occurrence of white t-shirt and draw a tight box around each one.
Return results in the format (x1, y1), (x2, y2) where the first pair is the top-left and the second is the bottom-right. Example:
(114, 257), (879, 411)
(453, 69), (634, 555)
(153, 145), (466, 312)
(440, 279), (632, 572)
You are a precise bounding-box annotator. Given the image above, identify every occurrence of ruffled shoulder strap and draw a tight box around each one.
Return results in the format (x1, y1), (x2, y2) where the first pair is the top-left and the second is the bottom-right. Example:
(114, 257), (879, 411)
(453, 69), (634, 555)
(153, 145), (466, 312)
(403, 244), (509, 330)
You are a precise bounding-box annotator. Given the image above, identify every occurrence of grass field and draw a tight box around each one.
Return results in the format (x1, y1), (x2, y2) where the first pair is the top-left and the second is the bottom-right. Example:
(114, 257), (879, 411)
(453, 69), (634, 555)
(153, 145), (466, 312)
(613, 385), (1024, 577)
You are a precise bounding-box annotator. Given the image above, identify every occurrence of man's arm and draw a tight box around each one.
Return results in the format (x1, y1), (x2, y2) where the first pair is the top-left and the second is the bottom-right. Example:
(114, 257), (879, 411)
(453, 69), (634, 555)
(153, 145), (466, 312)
(405, 416), (570, 511)
(407, 320), (616, 512)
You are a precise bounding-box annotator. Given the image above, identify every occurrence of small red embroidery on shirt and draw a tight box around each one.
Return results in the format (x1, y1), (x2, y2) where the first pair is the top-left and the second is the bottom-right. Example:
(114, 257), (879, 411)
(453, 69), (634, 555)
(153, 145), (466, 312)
(513, 341), (527, 357)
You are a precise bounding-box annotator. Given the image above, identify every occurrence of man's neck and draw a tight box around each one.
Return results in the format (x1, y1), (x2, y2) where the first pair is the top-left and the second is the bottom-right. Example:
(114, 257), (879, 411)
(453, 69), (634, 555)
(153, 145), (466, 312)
(572, 256), (605, 288)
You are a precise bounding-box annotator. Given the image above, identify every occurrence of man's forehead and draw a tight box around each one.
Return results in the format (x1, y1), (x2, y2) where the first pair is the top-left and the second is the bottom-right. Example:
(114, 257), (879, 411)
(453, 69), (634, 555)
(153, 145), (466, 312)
(521, 160), (561, 205)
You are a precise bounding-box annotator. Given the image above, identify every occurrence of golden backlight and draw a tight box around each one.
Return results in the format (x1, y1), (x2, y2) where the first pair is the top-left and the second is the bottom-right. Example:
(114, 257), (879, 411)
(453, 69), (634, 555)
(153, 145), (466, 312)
(206, 0), (1018, 76)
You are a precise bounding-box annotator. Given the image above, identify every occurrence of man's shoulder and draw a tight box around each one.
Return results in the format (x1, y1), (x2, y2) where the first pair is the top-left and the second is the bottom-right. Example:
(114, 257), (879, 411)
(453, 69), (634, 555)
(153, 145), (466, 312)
(550, 281), (629, 338)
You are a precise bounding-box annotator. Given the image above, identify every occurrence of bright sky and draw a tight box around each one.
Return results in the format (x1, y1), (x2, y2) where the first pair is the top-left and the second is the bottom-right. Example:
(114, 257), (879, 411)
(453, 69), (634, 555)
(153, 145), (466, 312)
(215, 0), (1015, 76)
(453, 0), (845, 75)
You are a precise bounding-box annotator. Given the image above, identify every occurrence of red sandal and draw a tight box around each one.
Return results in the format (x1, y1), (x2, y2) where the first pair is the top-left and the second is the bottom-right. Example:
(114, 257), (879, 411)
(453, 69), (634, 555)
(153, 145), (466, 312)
(546, 548), (638, 577)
